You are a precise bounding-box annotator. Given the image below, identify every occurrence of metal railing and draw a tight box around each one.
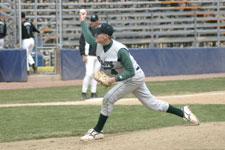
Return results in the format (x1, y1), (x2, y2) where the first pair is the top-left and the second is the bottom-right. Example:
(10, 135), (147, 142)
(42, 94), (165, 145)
(1, 0), (225, 69)
(60, 0), (225, 48)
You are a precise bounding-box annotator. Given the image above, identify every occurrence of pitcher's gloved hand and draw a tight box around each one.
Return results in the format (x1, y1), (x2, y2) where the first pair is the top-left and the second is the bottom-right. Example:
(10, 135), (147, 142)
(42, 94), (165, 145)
(94, 71), (112, 87)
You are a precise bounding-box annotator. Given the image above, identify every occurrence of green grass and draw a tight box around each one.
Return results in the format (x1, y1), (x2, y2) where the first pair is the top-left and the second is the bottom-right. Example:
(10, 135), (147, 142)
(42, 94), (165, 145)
(0, 104), (225, 143)
(0, 77), (225, 143)
(0, 77), (224, 104)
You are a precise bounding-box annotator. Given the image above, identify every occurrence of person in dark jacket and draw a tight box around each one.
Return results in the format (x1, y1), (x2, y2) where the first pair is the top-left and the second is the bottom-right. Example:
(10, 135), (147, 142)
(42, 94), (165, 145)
(79, 14), (101, 99)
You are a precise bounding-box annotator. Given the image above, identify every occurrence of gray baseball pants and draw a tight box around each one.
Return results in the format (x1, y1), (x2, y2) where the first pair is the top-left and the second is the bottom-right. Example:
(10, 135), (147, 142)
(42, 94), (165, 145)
(101, 70), (169, 116)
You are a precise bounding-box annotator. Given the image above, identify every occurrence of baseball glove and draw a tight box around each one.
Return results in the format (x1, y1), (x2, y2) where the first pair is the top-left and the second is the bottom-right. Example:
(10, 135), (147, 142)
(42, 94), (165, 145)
(94, 71), (111, 87)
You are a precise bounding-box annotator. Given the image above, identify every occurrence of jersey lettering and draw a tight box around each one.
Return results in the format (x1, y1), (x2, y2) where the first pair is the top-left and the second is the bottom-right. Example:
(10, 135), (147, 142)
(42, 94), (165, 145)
(97, 56), (114, 70)
(26, 25), (31, 35)
(24, 22), (31, 35)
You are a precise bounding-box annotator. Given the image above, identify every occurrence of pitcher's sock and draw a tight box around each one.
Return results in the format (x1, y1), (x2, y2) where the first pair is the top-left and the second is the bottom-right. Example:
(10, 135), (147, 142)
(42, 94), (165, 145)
(167, 104), (184, 118)
(94, 114), (108, 132)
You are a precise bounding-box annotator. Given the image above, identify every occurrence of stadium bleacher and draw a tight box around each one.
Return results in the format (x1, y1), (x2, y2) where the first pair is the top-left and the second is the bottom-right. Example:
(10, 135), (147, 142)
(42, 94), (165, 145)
(1, 0), (225, 67)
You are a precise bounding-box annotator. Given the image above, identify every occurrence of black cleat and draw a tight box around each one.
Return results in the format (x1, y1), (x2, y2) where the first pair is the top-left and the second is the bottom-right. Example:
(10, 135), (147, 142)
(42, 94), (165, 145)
(91, 93), (97, 98)
(32, 64), (38, 73)
(82, 92), (88, 100)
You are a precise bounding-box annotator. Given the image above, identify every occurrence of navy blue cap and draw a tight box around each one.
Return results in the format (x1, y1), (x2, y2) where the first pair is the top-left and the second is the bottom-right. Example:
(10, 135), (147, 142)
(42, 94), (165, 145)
(21, 12), (26, 18)
(96, 23), (114, 36)
(90, 14), (98, 22)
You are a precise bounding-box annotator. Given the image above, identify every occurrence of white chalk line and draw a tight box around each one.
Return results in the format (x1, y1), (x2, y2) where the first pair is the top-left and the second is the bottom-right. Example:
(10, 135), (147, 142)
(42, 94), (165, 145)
(0, 92), (225, 108)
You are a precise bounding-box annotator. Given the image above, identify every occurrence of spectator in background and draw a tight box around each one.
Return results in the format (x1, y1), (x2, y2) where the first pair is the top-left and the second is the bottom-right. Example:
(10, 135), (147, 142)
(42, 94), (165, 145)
(159, 0), (179, 7)
(0, 19), (7, 49)
(79, 14), (101, 99)
(21, 12), (39, 74)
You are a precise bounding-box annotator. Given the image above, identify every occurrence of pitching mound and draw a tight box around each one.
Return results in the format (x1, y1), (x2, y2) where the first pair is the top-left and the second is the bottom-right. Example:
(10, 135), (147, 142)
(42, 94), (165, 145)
(1, 122), (225, 150)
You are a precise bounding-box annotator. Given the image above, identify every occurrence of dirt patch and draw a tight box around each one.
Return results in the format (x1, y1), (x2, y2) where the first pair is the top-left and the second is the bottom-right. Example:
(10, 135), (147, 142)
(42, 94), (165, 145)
(0, 91), (224, 108)
(115, 91), (225, 105)
(1, 122), (225, 150)
(0, 73), (225, 90)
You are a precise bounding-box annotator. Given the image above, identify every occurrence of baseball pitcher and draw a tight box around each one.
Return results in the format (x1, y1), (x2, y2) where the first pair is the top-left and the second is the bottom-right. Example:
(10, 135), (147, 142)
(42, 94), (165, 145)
(79, 10), (200, 142)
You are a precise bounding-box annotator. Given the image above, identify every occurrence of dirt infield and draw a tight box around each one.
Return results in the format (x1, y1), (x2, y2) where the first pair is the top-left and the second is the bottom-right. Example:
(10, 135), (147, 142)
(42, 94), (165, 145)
(0, 91), (225, 108)
(1, 73), (225, 90)
(0, 73), (225, 150)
